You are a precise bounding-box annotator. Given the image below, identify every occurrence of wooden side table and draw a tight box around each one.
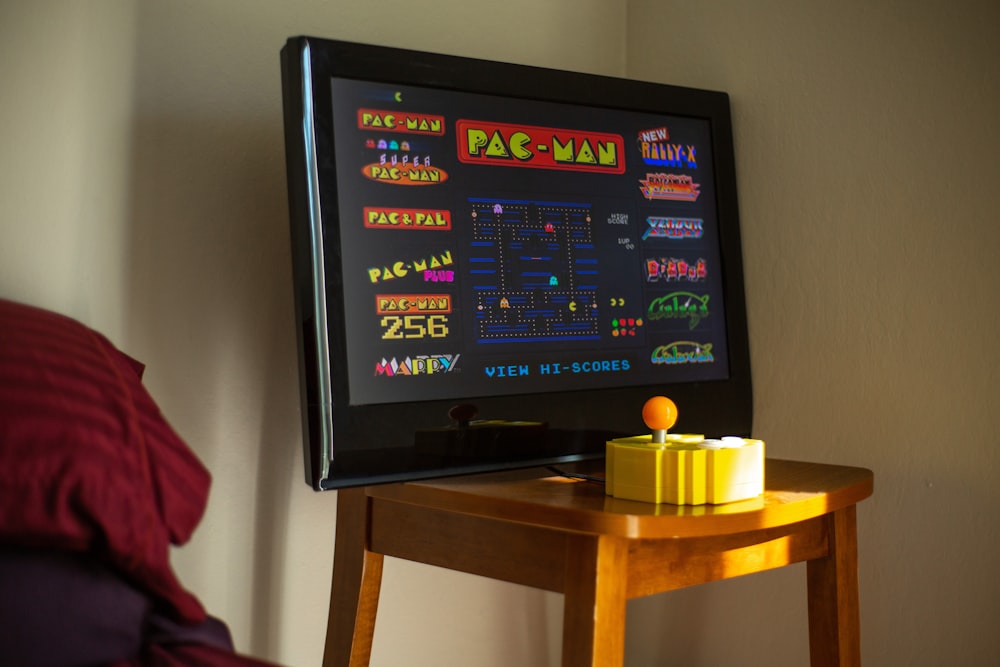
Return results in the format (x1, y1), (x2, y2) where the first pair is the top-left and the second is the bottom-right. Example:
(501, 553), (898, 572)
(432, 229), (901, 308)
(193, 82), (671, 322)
(323, 458), (873, 667)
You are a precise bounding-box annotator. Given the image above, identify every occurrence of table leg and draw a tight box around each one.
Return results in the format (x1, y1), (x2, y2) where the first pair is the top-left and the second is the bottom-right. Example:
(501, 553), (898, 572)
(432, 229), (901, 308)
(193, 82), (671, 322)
(807, 505), (861, 666)
(324, 488), (384, 667)
(561, 534), (629, 667)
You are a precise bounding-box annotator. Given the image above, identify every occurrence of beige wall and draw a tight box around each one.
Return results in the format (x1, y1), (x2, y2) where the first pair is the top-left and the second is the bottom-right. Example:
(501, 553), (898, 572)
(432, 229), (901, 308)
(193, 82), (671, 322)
(625, 1), (1000, 665)
(1, 1), (997, 665)
(0, 1), (137, 341)
(1, 1), (623, 665)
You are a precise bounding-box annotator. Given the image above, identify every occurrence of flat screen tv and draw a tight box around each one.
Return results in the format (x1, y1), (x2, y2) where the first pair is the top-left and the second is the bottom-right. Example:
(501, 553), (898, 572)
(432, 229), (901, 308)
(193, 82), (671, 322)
(280, 37), (752, 490)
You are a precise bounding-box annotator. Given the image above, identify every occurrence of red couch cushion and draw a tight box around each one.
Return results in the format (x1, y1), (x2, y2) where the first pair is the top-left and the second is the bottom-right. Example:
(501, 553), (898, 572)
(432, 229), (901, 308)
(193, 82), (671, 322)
(0, 298), (210, 623)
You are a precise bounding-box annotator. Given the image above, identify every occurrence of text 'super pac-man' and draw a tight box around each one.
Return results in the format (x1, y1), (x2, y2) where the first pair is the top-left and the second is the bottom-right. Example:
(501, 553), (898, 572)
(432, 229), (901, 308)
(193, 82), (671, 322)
(456, 120), (625, 174)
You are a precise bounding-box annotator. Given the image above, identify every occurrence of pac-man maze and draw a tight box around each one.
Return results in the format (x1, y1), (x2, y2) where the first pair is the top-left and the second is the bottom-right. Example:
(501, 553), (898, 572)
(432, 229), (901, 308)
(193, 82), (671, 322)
(468, 198), (601, 343)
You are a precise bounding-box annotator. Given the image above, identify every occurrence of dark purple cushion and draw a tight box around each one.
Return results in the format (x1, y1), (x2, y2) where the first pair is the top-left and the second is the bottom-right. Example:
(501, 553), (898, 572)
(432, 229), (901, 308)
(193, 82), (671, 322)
(0, 544), (149, 666)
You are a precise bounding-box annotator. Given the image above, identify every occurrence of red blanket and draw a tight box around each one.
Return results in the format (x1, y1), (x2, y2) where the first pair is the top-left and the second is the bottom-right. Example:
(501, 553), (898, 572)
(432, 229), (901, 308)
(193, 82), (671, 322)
(0, 299), (281, 666)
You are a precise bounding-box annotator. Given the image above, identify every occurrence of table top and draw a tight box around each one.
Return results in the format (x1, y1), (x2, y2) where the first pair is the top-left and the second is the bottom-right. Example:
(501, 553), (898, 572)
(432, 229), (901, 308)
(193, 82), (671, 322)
(366, 458), (874, 539)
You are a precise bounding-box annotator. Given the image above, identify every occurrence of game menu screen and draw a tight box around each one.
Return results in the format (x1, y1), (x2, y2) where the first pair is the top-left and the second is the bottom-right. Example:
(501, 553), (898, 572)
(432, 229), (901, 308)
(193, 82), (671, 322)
(328, 77), (730, 407)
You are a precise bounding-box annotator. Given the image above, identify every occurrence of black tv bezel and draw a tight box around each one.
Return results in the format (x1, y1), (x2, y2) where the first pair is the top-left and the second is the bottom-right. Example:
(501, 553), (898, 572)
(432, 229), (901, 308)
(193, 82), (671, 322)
(280, 36), (752, 490)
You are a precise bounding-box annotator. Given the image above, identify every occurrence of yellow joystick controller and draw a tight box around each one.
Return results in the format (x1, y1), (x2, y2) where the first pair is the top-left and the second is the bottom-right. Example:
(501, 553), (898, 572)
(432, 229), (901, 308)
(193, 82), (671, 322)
(605, 396), (765, 505)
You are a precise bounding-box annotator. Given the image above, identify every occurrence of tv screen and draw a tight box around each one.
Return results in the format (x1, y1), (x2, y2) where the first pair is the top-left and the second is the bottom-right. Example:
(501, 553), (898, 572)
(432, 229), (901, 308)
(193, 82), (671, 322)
(280, 37), (752, 489)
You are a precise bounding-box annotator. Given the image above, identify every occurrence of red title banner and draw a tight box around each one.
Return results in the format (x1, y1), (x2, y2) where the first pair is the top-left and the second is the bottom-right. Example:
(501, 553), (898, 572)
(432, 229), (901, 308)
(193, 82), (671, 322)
(364, 207), (451, 230)
(376, 294), (452, 315)
(456, 120), (625, 174)
(357, 108), (445, 135)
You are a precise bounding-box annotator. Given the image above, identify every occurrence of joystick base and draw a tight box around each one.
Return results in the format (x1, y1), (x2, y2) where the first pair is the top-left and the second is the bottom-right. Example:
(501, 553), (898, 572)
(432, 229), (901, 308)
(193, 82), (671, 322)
(606, 435), (764, 505)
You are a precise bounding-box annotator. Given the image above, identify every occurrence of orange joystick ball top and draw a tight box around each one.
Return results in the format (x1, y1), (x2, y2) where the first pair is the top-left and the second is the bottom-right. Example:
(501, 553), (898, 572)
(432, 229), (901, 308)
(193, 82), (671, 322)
(642, 396), (678, 444)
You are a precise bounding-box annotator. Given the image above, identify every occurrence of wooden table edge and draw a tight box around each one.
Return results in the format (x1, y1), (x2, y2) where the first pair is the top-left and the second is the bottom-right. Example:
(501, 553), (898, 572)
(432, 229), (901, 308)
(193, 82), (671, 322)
(362, 458), (873, 540)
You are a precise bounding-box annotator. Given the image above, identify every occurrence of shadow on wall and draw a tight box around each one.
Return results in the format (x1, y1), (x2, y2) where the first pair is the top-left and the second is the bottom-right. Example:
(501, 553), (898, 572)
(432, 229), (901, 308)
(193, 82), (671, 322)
(122, 101), (303, 658)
